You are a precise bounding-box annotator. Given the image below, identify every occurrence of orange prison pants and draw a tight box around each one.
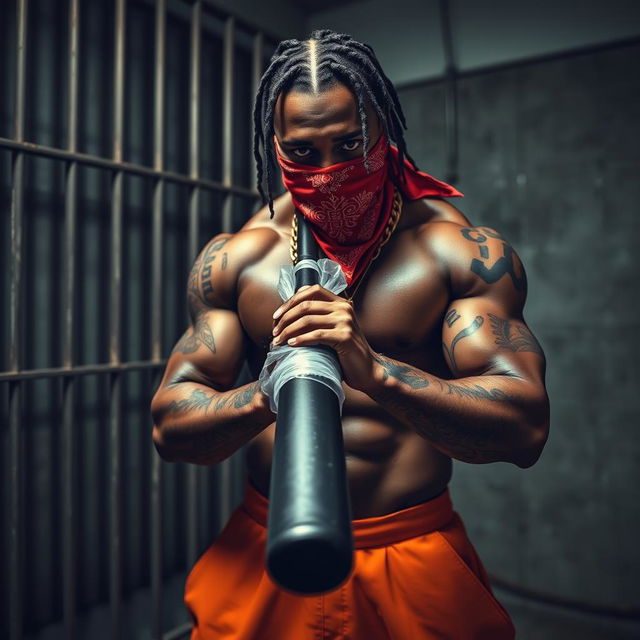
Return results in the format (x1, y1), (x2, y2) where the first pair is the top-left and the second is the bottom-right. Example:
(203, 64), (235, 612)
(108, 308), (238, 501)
(184, 483), (515, 639)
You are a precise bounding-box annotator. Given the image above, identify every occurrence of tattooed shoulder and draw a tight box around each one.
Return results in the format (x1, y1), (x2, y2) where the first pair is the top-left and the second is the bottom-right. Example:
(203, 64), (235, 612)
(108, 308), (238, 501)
(457, 225), (527, 292)
(188, 235), (231, 311)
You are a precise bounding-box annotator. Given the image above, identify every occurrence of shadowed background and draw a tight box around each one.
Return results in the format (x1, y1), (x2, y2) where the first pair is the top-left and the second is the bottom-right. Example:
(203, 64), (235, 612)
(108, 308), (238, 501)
(1, 1), (639, 638)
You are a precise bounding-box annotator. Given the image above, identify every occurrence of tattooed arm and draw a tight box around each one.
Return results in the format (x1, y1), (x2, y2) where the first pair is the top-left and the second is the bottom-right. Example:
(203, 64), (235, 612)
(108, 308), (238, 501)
(367, 223), (549, 468)
(150, 232), (275, 465)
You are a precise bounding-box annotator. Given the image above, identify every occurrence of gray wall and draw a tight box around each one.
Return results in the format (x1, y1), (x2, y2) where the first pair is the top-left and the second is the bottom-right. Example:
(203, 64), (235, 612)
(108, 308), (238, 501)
(309, 0), (640, 85)
(398, 42), (640, 638)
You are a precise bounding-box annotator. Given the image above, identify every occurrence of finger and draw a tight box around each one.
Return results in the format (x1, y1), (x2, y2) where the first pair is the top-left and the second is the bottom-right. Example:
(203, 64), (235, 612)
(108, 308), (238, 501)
(273, 316), (337, 345)
(273, 284), (336, 320)
(285, 328), (339, 348)
(273, 300), (337, 335)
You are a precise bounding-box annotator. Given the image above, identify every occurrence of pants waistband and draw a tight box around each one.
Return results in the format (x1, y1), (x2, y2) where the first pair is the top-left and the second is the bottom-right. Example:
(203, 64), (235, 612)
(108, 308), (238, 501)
(241, 482), (454, 549)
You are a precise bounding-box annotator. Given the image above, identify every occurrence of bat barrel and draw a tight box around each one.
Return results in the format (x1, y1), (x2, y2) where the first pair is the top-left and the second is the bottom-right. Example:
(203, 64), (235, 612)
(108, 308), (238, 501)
(266, 214), (353, 595)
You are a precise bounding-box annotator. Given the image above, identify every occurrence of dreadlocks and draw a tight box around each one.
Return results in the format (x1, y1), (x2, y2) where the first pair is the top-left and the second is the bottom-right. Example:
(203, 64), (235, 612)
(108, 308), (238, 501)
(253, 29), (417, 218)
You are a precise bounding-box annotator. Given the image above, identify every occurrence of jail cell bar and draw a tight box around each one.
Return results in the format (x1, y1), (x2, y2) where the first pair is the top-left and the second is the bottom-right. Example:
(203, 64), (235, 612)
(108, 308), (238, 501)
(2, 0), (272, 639)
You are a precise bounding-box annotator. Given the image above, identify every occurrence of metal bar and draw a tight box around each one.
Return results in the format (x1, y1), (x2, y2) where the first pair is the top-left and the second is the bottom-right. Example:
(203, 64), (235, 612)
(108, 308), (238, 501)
(250, 31), (263, 194)
(109, 1), (126, 637)
(438, 0), (459, 185)
(153, 0), (166, 175)
(0, 360), (165, 382)
(186, 0), (203, 571)
(0, 138), (258, 198)
(8, 380), (23, 640)
(188, 0), (202, 260)
(151, 1), (167, 637)
(222, 16), (234, 190)
(189, 1), (201, 182)
(108, 372), (123, 640)
(220, 15), (235, 231)
(113, 0), (125, 164)
(62, 0), (80, 637)
(150, 427), (164, 640)
(218, 13), (236, 527)
(108, 170), (124, 640)
(13, 0), (27, 143)
(199, 0), (282, 44)
(9, 1), (28, 638)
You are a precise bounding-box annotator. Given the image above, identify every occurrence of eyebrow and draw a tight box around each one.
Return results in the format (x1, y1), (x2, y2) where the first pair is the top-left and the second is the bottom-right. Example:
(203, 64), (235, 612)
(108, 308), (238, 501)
(281, 130), (362, 146)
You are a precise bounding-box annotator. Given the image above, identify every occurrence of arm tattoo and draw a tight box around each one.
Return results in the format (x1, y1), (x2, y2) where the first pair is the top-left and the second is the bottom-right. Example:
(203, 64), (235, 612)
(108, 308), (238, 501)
(215, 382), (259, 411)
(441, 380), (508, 401)
(188, 237), (230, 308)
(374, 354), (429, 389)
(445, 308), (461, 327)
(373, 377), (508, 463)
(173, 316), (217, 355)
(166, 388), (213, 414)
(371, 354), (512, 463)
(460, 227), (526, 291)
(489, 313), (543, 355)
(442, 315), (484, 375)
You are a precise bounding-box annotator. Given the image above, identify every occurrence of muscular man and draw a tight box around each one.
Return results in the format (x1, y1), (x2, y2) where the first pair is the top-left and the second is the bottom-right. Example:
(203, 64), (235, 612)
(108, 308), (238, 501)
(151, 30), (549, 639)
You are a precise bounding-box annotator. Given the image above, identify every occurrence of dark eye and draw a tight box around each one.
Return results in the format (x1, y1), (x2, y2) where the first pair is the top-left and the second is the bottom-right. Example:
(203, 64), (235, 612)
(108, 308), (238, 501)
(292, 148), (311, 158)
(341, 140), (361, 152)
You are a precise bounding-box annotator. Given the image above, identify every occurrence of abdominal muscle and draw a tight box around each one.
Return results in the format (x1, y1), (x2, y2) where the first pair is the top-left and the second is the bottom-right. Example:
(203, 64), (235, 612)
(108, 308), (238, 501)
(244, 388), (453, 519)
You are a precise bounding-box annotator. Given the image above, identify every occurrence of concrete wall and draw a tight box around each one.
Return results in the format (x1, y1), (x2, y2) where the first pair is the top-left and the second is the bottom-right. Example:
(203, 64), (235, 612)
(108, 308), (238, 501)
(397, 42), (640, 638)
(211, 0), (305, 39)
(308, 0), (640, 85)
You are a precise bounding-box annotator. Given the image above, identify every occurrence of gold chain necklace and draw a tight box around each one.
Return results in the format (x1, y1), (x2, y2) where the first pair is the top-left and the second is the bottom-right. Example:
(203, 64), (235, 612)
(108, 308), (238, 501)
(290, 188), (403, 302)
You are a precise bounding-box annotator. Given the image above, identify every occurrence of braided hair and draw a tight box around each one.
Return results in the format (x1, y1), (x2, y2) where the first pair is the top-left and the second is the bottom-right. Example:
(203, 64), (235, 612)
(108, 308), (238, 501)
(253, 29), (416, 217)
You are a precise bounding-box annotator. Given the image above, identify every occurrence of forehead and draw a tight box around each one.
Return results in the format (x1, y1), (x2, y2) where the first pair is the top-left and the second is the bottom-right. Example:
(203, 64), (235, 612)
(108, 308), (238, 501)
(274, 84), (360, 135)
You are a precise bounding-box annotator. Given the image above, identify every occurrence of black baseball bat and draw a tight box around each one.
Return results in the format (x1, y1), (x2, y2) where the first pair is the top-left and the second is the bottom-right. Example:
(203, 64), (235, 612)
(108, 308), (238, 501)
(266, 212), (353, 595)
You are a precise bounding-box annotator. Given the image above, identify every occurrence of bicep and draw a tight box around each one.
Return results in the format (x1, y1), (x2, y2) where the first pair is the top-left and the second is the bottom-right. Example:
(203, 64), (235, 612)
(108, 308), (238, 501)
(161, 307), (247, 391)
(159, 233), (246, 391)
(442, 297), (546, 382)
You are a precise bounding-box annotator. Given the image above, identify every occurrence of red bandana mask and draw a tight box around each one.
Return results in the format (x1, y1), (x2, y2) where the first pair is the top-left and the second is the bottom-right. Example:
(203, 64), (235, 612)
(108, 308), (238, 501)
(275, 134), (463, 286)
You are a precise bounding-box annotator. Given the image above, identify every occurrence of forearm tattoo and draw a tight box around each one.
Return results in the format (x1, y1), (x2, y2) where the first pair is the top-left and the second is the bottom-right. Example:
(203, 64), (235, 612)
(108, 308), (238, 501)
(460, 227), (526, 291)
(372, 354), (511, 463)
(442, 314), (484, 375)
(164, 382), (264, 463)
(373, 354), (429, 388)
(165, 382), (258, 416)
(489, 313), (543, 355)
(441, 380), (508, 401)
(166, 388), (214, 414)
(214, 383), (258, 411)
(173, 316), (217, 355)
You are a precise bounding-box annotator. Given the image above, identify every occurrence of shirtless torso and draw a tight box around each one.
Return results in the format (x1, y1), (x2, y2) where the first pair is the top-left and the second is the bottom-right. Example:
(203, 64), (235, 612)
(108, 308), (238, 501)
(241, 194), (468, 518)
(151, 188), (547, 518)
(151, 83), (548, 520)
